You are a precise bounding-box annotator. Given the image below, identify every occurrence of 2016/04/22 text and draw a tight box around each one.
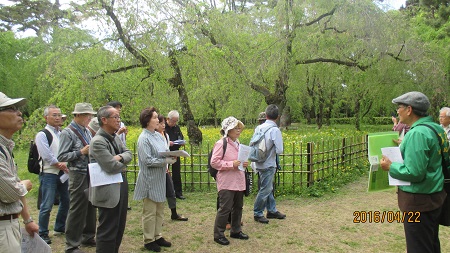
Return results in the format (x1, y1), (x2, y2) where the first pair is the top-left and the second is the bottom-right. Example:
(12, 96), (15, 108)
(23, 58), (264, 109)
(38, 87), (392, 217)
(353, 211), (420, 223)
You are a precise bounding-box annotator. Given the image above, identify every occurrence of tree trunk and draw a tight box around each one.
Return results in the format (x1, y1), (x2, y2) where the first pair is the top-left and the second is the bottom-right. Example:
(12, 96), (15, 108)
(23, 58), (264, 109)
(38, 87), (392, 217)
(168, 50), (203, 144)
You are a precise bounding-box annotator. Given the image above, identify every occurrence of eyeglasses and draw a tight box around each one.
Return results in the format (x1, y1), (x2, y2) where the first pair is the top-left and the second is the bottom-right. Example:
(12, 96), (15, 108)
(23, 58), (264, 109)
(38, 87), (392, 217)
(0, 105), (19, 112)
(396, 105), (408, 111)
(108, 116), (121, 120)
(49, 114), (63, 118)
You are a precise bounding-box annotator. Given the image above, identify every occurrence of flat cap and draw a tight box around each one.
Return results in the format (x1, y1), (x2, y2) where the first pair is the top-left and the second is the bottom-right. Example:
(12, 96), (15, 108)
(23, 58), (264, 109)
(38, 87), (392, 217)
(392, 91), (430, 113)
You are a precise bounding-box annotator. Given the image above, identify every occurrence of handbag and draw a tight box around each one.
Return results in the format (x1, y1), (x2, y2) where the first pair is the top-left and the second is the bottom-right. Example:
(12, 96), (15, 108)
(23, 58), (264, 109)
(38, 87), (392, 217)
(244, 167), (253, 197)
(417, 124), (450, 226)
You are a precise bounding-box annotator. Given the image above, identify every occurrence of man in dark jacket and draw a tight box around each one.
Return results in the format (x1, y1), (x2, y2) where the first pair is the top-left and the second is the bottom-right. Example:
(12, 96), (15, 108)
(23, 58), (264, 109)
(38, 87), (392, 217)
(165, 110), (185, 199)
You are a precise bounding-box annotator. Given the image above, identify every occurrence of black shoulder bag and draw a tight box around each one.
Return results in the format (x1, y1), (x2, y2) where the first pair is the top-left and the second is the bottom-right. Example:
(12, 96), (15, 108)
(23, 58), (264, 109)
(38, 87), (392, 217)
(418, 124), (450, 226)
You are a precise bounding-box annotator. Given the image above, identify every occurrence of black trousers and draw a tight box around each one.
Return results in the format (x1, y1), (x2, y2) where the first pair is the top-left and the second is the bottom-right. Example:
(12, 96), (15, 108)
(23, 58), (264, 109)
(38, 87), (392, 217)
(170, 157), (182, 196)
(166, 173), (176, 209)
(214, 190), (244, 239)
(404, 206), (442, 253)
(96, 176), (128, 253)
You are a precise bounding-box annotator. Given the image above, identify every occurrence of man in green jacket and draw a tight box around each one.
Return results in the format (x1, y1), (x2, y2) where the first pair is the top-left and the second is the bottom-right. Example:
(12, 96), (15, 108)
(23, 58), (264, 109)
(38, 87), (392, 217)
(381, 91), (448, 253)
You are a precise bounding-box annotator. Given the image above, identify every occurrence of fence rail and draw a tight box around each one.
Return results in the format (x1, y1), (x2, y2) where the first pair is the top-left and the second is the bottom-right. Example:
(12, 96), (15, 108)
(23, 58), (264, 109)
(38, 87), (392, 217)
(125, 135), (368, 193)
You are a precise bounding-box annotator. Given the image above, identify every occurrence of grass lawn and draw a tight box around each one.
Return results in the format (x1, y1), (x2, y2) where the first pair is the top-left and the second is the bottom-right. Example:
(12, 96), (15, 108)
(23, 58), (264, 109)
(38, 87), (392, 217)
(19, 171), (450, 252)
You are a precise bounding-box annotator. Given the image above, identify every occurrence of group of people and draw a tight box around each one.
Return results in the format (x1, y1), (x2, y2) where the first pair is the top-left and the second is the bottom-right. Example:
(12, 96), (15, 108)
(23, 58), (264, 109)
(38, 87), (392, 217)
(210, 104), (286, 246)
(0, 91), (190, 253)
(4, 89), (450, 253)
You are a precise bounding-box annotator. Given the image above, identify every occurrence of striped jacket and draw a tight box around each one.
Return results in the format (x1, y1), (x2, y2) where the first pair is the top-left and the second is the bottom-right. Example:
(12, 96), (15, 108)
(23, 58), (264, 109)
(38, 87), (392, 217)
(133, 129), (170, 203)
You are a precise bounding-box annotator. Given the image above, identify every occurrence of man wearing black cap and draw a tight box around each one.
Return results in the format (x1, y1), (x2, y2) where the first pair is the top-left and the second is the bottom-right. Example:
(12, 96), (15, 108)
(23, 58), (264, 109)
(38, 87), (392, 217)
(0, 92), (39, 252)
(381, 91), (448, 253)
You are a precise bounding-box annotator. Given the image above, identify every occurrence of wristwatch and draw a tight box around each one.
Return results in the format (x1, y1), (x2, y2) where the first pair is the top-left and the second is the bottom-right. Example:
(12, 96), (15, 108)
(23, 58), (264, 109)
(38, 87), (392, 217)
(118, 154), (124, 163)
(23, 217), (33, 224)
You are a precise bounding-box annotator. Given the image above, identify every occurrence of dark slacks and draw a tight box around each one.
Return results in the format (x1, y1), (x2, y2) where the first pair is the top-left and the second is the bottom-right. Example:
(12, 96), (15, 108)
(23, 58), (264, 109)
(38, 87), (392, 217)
(65, 171), (97, 252)
(170, 157), (183, 196)
(96, 176), (128, 253)
(214, 190), (244, 239)
(166, 173), (176, 209)
(404, 206), (442, 253)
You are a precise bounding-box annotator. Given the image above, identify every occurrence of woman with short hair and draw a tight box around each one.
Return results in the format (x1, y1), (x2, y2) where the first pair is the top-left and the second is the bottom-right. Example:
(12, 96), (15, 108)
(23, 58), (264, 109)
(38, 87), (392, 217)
(133, 107), (176, 252)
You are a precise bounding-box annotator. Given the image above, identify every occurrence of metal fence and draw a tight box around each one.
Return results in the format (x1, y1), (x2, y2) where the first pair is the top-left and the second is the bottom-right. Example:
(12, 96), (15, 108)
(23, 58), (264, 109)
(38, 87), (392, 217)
(125, 135), (368, 193)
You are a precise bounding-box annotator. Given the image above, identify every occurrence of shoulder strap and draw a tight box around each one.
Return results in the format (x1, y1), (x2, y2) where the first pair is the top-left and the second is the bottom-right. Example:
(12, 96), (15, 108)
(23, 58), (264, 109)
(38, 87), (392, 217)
(262, 125), (275, 134)
(42, 129), (53, 146)
(417, 123), (450, 180)
(221, 137), (227, 159)
(68, 125), (89, 146)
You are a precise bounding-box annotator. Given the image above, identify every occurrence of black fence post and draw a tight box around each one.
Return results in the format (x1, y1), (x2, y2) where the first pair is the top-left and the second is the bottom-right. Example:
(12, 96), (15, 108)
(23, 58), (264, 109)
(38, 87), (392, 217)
(307, 142), (314, 187)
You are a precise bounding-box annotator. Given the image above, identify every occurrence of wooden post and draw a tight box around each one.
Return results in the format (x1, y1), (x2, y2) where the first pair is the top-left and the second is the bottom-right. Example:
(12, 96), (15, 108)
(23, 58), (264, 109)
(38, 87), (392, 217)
(307, 142), (314, 187)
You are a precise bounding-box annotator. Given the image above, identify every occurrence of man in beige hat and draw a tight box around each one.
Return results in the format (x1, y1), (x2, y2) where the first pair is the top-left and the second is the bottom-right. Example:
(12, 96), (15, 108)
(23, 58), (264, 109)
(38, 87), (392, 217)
(58, 103), (97, 253)
(0, 92), (39, 253)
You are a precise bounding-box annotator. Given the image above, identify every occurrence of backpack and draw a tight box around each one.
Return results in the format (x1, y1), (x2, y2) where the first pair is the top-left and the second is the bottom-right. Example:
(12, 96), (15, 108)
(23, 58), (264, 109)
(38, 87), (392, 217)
(28, 129), (53, 174)
(207, 138), (227, 179)
(248, 126), (275, 162)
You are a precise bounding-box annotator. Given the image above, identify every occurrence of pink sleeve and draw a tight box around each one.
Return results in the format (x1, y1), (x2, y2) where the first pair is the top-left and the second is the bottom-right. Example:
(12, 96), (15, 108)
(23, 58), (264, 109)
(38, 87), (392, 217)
(210, 139), (234, 171)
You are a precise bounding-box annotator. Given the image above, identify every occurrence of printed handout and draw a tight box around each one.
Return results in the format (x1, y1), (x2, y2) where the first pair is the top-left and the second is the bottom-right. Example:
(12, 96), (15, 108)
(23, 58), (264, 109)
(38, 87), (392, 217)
(159, 150), (190, 157)
(88, 162), (123, 187)
(21, 229), (51, 253)
(237, 144), (251, 171)
(381, 147), (411, 186)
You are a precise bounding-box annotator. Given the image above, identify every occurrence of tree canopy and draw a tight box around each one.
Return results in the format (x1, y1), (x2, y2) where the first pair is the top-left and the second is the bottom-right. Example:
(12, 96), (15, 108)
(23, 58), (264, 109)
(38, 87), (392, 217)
(1, 0), (450, 143)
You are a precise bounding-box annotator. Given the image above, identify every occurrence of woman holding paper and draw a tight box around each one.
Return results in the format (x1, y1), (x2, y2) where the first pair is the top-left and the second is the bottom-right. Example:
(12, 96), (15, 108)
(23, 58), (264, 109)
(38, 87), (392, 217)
(210, 116), (249, 246)
(133, 107), (176, 252)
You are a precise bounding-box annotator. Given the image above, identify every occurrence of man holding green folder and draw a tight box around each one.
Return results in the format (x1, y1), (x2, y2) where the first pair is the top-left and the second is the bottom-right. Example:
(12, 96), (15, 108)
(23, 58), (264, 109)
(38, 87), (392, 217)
(380, 91), (448, 253)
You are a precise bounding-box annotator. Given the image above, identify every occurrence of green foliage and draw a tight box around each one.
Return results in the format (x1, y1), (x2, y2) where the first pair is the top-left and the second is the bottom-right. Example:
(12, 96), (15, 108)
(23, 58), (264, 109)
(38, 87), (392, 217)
(302, 161), (368, 197)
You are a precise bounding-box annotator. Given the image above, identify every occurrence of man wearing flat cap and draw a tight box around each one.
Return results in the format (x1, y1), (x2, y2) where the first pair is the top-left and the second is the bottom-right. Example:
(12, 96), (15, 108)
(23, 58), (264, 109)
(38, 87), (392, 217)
(58, 103), (97, 253)
(0, 92), (39, 252)
(381, 91), (449, 253)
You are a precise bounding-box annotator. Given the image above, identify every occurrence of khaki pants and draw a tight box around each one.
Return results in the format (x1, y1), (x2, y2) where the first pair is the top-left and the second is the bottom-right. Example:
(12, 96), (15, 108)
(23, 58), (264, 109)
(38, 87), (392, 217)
(0, 219), (20, 253)
(142, 198), (165, 244)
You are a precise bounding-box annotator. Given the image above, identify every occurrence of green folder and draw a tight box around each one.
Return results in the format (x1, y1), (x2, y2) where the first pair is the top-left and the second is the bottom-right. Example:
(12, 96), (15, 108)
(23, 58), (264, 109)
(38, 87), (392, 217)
(367, 131), (399, 192)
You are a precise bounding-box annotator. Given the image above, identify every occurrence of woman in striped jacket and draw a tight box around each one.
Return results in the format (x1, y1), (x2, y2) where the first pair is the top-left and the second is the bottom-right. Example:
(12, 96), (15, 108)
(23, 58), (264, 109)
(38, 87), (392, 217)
(133, 107), (177, 252)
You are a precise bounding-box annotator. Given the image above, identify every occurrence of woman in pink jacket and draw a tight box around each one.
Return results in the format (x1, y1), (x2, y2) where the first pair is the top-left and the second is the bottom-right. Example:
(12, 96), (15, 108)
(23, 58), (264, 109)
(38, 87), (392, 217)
(211, 116), (249, 246)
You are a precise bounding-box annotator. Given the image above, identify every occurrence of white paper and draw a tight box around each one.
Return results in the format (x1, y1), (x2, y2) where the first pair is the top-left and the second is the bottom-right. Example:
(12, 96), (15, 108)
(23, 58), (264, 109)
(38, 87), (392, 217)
(173, 140), (186, 145)
(237, 144), (251, 171)
(88, 163), (123, 187)
(381, 147), (411, 186)
(60, 173), (69, 183)
(159, 150), (190, 157)
(21, 229), (51, 253)
(381, 147), (403, 163)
